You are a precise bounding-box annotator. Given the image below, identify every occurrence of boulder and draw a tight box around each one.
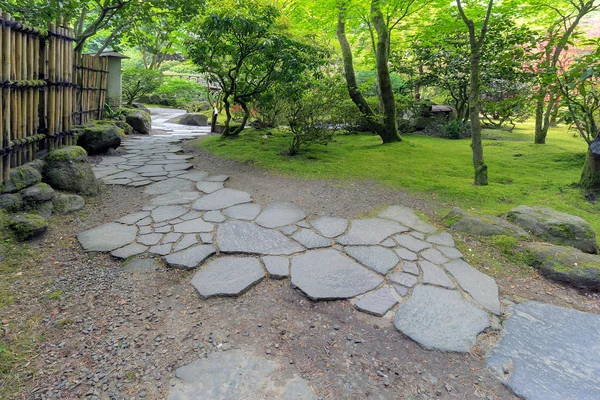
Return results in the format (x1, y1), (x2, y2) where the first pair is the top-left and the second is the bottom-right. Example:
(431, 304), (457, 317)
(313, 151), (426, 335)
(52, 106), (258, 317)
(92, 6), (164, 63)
(52, 193), (85, 214)
(43, 146), (99, 196)
(34, 201), (54, 217)
(517, 243), (600, 290)
(77, 122), (124, 154)
(443, 207), (529, 238)
(179, 113), (208, 126)
(21, 183), (56, 204)
(125, 109), (152, 134)
(0, 193), (23, 211)
(1, 164), (42, 194)
(8, 213), (48, 241)
(114, 121), (134, 135)
(506, 206), (598, 254)
(131, 103), (151, 115)
(28, 159), (45, 174)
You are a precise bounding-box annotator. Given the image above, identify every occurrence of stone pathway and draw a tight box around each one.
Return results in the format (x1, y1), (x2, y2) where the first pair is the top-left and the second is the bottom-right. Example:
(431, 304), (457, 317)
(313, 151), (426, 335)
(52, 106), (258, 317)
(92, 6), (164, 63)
(81, 111), (600, 399)
(150, 107), (211, 137)
(87, 132), (501, 355)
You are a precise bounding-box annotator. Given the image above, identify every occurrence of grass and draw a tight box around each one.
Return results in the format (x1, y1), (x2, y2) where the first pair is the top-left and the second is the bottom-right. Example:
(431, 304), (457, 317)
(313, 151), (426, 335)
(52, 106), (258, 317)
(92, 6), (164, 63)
(198, 121), (600, 233)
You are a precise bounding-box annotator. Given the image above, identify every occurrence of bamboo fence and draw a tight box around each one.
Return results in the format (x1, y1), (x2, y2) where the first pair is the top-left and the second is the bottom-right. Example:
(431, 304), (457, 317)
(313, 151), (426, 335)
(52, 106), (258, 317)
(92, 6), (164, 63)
(0, 13), (108, 186)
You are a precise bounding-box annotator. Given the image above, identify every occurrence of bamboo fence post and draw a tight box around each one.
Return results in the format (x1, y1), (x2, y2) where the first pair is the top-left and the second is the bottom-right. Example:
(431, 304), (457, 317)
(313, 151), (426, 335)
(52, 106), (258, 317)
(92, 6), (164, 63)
(0, 10), (3, 182)
(33, 29), (40, 155)
(2, 12), (10, 182)
(28, 28), (34, 161)
(48, 23), (56, 150)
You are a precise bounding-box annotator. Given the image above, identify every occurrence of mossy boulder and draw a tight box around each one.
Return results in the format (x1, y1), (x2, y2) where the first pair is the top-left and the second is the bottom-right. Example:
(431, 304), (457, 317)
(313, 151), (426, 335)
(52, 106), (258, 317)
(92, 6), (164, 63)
(114, 121), (134, 135)
(442, 207), (530, 238)
(131, 103), (151, 115)
(43, 146), (99, 196)
(179, 113), (208, 126)
(506, 206), (598, 254)
(28, 159), (45, 173)
(517, 243), (600, 290)
(21, 183), (57, 204)
(34, 201), (54, 217)
(124, 109), (152, 135)
(0, 164), (42, 194)
(77, 121), (124, 154)
(52, 193), (85, 214)
(0, 193), (23, 211)
(8, 213), (48, 241)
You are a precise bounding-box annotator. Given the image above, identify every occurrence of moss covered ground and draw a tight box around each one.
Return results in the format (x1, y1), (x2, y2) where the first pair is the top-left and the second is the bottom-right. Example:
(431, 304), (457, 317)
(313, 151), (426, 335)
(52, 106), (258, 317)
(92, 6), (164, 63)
(198, 121), (600, 232)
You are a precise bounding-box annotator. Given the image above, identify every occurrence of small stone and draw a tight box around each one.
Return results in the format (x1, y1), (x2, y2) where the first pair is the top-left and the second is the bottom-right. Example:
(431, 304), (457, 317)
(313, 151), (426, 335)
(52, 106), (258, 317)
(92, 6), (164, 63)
(263, 256), (290, 279)
(292, 229), (331, 249)
(165, 245), (216, 270)
(388, 272), (418, 288)
(354, 286), (398, 316)
(395, 247), (418, 261)
(395, 235), (432, 253)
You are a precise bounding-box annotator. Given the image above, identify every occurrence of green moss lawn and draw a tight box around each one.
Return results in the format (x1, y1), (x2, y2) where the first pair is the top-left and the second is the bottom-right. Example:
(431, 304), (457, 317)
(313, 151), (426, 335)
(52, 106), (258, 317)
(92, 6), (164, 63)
(198, 121), (600, 232)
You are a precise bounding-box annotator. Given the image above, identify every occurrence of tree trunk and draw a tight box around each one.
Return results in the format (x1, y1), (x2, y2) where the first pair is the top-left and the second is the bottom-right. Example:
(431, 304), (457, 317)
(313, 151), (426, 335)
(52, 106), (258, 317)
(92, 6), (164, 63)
(549, 100), (559, 127)
(534, 90), (556, 144)
(229, 99), (250, 136)
(580, 136), (600, 191)
(371, 0), (401, 143)
(336, 5), (390, 143)
(221, 95), (233, 137)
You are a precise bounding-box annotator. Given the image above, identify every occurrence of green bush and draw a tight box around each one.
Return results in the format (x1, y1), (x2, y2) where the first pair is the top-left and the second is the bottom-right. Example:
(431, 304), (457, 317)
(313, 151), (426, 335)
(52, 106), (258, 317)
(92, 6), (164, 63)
(122, 68), (163, 105)
(159, 60), (198, 74)
(152, 78), (205, 108)
(441, 119), (470, 139)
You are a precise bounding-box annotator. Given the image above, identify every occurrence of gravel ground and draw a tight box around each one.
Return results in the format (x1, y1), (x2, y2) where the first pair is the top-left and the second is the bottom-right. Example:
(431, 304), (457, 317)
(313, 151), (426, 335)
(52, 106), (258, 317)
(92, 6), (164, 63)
(3, 135), (597, 400)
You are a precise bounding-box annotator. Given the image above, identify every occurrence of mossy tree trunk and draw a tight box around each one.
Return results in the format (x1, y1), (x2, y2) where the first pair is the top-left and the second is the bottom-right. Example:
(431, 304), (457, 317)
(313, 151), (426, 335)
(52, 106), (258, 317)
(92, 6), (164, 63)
(336, 3), (400, 144)
(457, 0), (493, 186)
(580, 136), (600, 192)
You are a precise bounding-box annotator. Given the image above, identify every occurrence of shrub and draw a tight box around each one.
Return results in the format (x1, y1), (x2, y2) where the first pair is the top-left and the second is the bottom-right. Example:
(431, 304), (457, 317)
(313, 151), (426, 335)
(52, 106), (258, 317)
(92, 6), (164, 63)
(152, 78), (205, 108)
(122, 68), (163, 105)
(440, 119), (470, 139)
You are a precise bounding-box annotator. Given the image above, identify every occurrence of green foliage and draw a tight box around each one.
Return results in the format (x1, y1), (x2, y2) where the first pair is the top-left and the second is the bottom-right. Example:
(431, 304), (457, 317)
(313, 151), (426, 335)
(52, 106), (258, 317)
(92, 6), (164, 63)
(441, 119), (470, 140)
(153, 77), (205, 108)
(104, 103), (125, 119)
(122, 68), (163, 105)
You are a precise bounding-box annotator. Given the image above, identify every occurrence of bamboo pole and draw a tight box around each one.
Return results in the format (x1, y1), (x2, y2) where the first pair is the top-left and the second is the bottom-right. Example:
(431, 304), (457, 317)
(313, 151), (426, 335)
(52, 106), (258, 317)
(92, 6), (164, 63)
(14, 19), (21, 166)
(33, 30), (40, 154)
(48, 23), (56, 150)
(0, 10), (3, 182)
(28, 29), (34, 161)
(21, 24), (28, 162)
(2, 12), (10, 182)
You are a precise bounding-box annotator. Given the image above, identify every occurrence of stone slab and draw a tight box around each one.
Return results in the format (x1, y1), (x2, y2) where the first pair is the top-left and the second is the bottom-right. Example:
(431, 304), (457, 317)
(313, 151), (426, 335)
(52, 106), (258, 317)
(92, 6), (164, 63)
(420, 261), (456, 289)
(395, 247), (418, 261)
(151, 206), (188, 223)
(394, 285), (491, 352)
(486, 301), (600, 400)
(223, 203), (262, 220)
(191, 257), (265, 298)
(420, 248), (449, 265)
(204, 210), (226, 223)
(354, 286), (398, 316)
(255, 202), (306, 229)
(445, 259), (501, 315)
(262, 256), (290, 279)
(378, 205), (438, 234)
(292, 229), (331, 249)
(395, 234), (432, 253)
(145, 178), (193, 195)
(78, 222), (137, 252)
(217, 221), (304, 256)
(165, 245), (216, 270)
(337, 219), (407, 246)
(311, 216), (348, 238)
(344, 246), (399, 275)
(196, 181), (225, 194)
(388, 272), (418, 288)
(291, 249), (384, 300)
(172, 218), (214, 233)
(111, 243), (147, 259)
(193, 188), (252, 211)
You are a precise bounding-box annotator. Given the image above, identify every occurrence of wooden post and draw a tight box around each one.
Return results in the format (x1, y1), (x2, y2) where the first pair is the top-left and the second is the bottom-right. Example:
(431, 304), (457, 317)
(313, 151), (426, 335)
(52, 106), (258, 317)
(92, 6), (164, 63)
(48, 23), (56, 150)
(2, 12), (10, 182)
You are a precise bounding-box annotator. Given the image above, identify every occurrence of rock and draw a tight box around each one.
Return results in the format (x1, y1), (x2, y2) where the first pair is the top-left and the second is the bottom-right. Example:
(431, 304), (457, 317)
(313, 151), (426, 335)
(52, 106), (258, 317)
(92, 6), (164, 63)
(443, 207), (529, 238)
(165, 245), (216, 270)
(388, 272), (418, 288)
(487, 301), (600, 400)
(191, 257), (265, 298)
(145, 178), (193, 196)
(21, 183), (56, 204)
(0, 193), (23, 211)
(192, 189), (252, 211)
(426, 232), (455, 247)
(337, 218), (407, 245)
(123, 258), (158, 272)
(394, 285), (491, 352)
(173, 218), (214, 233)
(262, 256), (290, 279)
(77, 122), (123, 154)
(52, 194), (85, 214)
(344, 246), (399, 275)
(195, 181), (224, 194)
(420, 248), (449, 264)
(138, 233), (163, 246)
(78, 222), (137, 252)
(8, 214), (48, 241)
(43, 146), (99, 196)
(151, 206), (188, 223)
(179, 113), (208, 126)
(402, 262), (420, 275)
(27, 159), (45, 173)
(395, 247), (418, 261)
(354, 286), (398, 316)
(506, 205), (598, 254)
(117, 211), (150, 225)
(216, 220), (304, 255)
(174, 234), (198, 252)
(125, 109), (152, 134)
(204, 210), (226, 223)
(291, 229), (331, 249)
(517, 243), (600, 290)
(445, 259), (500, 314)
(114, 121), (134, 135)
(290, 249), (384, 300)
(167, 350), (316, 400)
(223, 204), (262, 220)
(131, 102), (151, 114)
(395, 234), (432, 253)
(420, 261), (455, 289)
(34, 201), (54, 217)
(178, 170), (210, 182)
(255, 202), (306, 229)
(378, 205), (438, 233)
(311, 216), (348, 238)
(1, 164), (42, 193)
(111, 243), (147, 259)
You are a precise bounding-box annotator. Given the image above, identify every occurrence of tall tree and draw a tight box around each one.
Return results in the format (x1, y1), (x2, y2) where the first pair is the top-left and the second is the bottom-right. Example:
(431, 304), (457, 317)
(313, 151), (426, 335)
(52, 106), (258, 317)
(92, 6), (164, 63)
(530, 0), (599, 144)
(456, 0), (494, 186)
